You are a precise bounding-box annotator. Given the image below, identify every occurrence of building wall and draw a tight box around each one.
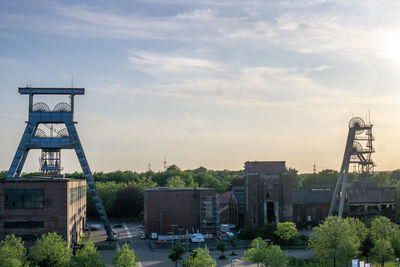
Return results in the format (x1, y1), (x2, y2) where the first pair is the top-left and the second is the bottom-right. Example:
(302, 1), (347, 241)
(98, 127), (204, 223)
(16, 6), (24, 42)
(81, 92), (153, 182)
(0, 178), (86, 246)
(245, 161), (293, 229)
(67, 179), (86, 245)
(293, 203), (330, 227)
(144, 188), (217, 235)
(292, 181), (397, 227)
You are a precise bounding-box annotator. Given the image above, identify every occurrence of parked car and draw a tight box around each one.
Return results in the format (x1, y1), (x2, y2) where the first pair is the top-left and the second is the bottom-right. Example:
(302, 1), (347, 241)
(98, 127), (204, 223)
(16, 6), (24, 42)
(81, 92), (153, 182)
(151, 232), (158, 240)
(140, 234), (147, 239)
(113, 224), (123, 228)
(87, 224), (101, 231)
(191, 233), (205, 243)
(139, 224), (144, 229)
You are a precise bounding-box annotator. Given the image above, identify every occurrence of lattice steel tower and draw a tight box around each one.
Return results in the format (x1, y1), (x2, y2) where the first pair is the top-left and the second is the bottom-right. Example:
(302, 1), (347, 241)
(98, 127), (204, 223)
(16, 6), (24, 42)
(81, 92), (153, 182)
(328, 117), (375, 217)
(7, 87), (117, 240)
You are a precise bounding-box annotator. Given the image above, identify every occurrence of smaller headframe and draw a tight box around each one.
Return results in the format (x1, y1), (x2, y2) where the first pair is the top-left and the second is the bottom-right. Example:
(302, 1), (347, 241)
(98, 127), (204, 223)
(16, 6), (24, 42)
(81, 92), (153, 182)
(18, 87), (85, 95)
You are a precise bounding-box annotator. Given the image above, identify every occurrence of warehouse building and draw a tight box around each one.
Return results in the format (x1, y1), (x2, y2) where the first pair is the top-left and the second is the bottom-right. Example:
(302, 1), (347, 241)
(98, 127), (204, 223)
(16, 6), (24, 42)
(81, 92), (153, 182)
(292, 181), (397, 227)
(0, 177), (86, 246)
(144, 187), (218, 236)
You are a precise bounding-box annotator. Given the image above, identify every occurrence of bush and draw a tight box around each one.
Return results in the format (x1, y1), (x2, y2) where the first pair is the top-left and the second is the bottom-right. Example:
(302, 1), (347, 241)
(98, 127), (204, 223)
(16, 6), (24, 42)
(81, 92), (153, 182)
(288, 256), (305, 266)
(239, 225), (257, 240)
(257, 222), (277, 242)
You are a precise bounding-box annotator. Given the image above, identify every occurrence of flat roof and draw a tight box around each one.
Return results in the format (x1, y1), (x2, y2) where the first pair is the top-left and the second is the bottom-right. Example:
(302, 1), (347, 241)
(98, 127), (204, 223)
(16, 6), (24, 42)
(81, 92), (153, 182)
(145, 187), (215, 192)
(0, 177), (86, 182)
(19, 87), (85, 95)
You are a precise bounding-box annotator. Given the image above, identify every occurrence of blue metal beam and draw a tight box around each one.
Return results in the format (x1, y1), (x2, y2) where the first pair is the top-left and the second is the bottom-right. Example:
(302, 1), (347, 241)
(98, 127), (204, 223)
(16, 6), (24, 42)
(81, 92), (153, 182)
(19, 88), (85, 95)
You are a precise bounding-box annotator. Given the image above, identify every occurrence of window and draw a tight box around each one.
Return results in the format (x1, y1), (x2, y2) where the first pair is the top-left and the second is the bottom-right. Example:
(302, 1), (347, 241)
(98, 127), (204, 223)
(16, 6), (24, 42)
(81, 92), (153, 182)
(4, 189), (44, 209)
(70, 186), (86, 205)
(4, 221), (44, 228)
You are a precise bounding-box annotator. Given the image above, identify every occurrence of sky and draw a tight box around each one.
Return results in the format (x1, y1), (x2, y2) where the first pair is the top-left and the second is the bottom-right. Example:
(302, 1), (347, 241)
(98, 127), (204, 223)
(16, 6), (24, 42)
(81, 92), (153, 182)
(1, 0), (400, 174)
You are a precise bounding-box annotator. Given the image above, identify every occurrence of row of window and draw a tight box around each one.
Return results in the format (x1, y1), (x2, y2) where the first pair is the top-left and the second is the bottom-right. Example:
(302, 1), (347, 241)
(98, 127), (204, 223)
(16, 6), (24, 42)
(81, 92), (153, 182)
(4, 221), (44, 229)
(4, 189), (44, 209)
(70, 186), (86, 205)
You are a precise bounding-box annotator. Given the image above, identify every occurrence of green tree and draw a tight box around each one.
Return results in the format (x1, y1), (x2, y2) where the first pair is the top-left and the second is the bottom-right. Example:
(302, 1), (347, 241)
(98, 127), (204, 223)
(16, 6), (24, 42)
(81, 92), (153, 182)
(371, 239), (394, 267)
(216, 240), (227, 259)
(369, 216), (398, 267)
(308, 217), (362, 267)
(29, 232), (72, 267)
(74, 240), (105, 267)
(275, 222), (298, 245)
(112, 243), (138, 267)
(182, 247), (216, 267)
(242, 237), (268, 267)
(392, 232), (400, 259)
(360, 234), (373, 263)
(370, 216), (398, 242)
(166, 176), (186, 188)
(263, 245), (288, 267)
(168, 241), (185, 267)
(229, 236), (238, 256)
(0, 235), (27, 267)
(114, 184), (143, 218)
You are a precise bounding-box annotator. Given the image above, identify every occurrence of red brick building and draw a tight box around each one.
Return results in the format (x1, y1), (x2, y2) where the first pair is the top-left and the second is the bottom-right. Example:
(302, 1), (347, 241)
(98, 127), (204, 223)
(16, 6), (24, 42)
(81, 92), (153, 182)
(0, 177), (86, 246)
(144, 188), (218, 235)
(219, 191), (238, 225)
(245, 161), (293, 229)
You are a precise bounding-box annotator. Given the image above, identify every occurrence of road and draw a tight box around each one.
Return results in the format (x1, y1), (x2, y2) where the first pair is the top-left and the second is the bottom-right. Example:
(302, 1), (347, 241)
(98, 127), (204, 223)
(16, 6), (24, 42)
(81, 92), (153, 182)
(87, 221), (314, 267)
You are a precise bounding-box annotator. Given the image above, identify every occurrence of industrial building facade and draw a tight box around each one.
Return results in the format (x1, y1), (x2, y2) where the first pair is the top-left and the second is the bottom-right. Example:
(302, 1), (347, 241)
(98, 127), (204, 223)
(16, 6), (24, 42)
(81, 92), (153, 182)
(245, 161), (293, 229)
(0, 177), (86, 246)
(292, 181), (397, 227)
(144, 188), (218, 235)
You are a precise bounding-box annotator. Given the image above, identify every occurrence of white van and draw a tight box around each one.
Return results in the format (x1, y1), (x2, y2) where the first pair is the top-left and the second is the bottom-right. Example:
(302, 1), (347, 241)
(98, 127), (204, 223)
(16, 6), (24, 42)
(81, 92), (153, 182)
(191, 233), (205, 243)
(151, 232), (158, 240)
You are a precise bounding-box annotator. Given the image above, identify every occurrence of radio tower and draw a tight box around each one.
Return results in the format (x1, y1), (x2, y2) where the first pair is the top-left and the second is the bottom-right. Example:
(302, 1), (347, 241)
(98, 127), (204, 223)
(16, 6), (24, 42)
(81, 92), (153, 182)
(328, 117), (375, 217)
(7, 87), (117, 241)
(313, 162), (316, 174)
(163, 157), (167, 171)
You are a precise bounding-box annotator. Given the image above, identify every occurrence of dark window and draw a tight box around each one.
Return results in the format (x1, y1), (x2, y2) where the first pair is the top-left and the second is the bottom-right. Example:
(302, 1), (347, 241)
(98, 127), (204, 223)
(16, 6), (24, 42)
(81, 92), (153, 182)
(4, 189), (44, 209)
(266, 192), (270, 198)
(14, 233), (41, 241)
(4, 221), (44, 228)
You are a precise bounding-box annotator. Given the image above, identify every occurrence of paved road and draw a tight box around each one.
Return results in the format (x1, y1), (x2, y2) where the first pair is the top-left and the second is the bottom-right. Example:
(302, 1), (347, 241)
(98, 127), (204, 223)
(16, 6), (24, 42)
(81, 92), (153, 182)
(87, 221), (314, 267)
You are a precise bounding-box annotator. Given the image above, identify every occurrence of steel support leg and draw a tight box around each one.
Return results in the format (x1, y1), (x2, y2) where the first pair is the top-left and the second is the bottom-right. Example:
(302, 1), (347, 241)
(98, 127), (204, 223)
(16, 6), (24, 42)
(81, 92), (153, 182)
(7, 122), (35, 178)
(66, 123), (115, 241)
(15, 149), (29, 178)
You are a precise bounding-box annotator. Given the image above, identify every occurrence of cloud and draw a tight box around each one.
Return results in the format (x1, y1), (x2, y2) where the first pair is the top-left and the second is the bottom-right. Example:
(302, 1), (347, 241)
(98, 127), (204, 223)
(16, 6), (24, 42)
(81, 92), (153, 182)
(2, 0), (400, 64)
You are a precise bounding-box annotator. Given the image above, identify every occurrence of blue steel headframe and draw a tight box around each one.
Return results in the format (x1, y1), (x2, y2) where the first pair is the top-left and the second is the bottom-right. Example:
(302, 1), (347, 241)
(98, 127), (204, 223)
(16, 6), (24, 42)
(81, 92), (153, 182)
(7, 87), (117, 241)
